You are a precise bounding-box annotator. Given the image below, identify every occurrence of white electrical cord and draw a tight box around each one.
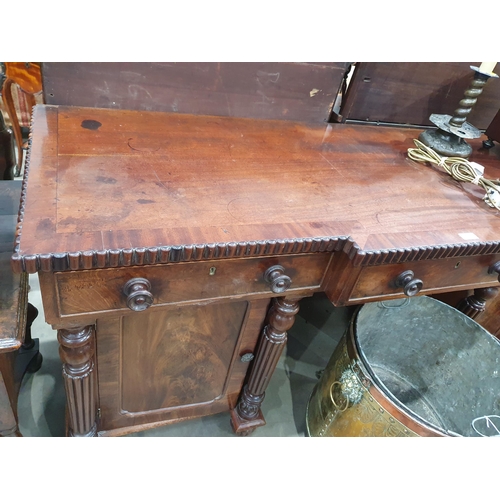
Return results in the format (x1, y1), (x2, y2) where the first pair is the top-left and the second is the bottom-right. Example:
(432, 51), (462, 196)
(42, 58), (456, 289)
(407, 139), (500, 211)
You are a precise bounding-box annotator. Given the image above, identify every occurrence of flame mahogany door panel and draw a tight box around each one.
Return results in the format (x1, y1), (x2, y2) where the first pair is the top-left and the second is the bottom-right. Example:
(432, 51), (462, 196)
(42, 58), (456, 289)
(95, 299), (268, 436)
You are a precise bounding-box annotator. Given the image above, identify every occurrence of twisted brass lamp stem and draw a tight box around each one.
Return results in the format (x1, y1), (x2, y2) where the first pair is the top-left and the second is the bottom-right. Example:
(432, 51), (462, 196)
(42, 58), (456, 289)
(449, 73), (488, 128)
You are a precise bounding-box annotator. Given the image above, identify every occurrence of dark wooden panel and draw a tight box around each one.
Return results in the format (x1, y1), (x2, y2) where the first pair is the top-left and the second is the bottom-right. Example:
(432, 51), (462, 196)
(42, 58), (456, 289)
(485, 108), (500, 142)
(42, 62), (347, 123)
(342, 62), (500, 129)
(96, 298), (267, 433)
(121, 301), (247, 412)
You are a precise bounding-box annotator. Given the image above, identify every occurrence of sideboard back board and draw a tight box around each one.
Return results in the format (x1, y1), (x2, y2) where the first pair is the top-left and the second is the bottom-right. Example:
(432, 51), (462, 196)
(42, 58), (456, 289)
(42, 62), (500, 131)
(340, 62), (500, 129)
(41, 62), (347, 123)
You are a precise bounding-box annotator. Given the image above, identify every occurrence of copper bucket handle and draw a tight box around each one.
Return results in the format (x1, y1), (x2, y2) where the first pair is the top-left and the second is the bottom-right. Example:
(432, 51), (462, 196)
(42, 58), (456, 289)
(329, 381), (349, 412)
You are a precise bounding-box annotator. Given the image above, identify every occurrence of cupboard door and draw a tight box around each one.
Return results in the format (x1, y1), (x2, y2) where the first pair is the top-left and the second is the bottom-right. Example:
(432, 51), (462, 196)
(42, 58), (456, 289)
(96, 300), (251, 434)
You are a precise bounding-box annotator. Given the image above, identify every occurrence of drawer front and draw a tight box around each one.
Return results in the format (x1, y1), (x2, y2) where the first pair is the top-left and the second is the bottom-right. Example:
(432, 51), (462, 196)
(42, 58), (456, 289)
(54, 253), (332, 316)
(349, 254), (500, 302)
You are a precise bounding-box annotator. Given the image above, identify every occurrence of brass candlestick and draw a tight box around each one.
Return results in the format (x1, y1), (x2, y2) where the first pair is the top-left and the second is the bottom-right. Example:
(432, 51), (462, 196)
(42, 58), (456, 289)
(419, 65), (498, 158)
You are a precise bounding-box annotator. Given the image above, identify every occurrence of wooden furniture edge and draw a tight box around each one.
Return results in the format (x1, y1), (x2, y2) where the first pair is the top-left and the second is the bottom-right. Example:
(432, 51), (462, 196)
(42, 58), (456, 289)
(11, 237), (500, 274)
(10, 105), (500, 273)
(0, 272), (28, 352)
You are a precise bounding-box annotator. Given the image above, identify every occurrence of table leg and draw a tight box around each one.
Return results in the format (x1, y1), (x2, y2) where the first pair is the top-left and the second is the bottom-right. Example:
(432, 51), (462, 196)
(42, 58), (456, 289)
(231, 296), (300, 435)
(57, 325), (98, 437)
(0, 371), (19, 436)
(22, 303), (43, 373)
(456, 287), (499, 319)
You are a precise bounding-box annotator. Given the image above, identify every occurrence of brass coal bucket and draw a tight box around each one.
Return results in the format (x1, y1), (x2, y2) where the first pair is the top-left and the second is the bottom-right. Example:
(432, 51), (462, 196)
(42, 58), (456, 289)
(306, 296), (500, 437)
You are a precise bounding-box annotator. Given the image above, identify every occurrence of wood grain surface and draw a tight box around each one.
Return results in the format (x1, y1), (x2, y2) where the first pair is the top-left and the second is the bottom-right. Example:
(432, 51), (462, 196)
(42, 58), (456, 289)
(342, 62), (500, 129)
(13, 104), (500, 273)
(96, 298), (269, 434)
(121, 301), (246, 412)
(42, 62), (346, 123)
(53, 253), (330, 317)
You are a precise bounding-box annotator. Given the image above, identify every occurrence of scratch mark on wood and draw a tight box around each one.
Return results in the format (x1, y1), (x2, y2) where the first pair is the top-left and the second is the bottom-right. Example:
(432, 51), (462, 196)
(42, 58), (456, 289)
(153, 170), (170, 192)
(214, 62), (223, 92)
(127, 138), (161, 152)
(256, 90), (275, 105)
(319, 153), (346, 178)
(256, 71), (280, 84)
(95, 80), (110, 96)
(128, 84), (153, 101)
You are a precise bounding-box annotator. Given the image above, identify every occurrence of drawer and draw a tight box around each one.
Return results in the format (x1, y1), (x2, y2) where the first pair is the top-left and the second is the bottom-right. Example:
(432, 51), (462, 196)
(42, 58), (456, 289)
(348, 254), (500, 303)
(53, 253), (332, 317)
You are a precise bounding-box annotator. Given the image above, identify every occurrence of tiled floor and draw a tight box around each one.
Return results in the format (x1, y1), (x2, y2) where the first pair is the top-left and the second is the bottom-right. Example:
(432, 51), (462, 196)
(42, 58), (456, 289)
(17, 273), (354, 437)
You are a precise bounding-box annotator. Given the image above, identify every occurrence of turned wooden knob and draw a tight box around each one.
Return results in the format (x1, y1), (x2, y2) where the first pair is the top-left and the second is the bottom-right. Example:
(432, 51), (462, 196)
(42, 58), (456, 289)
(395, 270), (423, 297)
(264, 265), (292, 294)
(123, 278), (154, 311)
(488, 261), (500, 282)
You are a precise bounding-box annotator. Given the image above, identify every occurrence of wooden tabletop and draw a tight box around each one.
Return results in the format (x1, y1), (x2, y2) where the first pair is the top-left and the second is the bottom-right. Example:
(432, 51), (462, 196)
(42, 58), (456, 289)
(12, 104), (500, 273)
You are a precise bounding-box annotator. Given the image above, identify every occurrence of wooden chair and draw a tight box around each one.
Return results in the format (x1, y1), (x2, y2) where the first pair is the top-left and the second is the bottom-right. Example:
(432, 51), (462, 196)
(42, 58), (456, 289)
(0, 180), (42, 437)
(0, 63), (43, 176)
(0, 105), (16, 180)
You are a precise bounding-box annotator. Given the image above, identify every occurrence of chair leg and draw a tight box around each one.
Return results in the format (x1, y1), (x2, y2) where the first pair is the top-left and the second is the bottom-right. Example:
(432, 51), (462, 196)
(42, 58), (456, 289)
(2, 79), (24, 176)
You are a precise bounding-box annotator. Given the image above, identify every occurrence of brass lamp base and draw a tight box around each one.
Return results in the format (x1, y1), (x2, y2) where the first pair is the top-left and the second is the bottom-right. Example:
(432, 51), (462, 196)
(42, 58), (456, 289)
(418, 127), (473, 158)
(418, 66), (498, 159)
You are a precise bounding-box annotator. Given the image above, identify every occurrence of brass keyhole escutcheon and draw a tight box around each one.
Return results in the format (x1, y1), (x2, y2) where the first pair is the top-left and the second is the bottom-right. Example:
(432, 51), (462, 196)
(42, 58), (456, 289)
(209, 267), (217, 276)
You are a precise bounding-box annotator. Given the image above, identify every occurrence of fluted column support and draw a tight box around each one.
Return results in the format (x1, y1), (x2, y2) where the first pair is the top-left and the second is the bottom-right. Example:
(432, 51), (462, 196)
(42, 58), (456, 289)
(231, 296), (300, 434)
(456, 287), (499, 319)
(57, 325), (98, 437)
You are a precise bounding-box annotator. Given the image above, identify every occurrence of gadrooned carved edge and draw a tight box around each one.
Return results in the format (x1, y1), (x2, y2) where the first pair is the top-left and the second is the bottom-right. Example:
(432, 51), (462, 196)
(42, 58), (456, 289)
(12, 105), (36, 263)
(11, 236), (350, 273)
(10, 108), (500, 274)
(351, 240), (500, 267)
(11, 234), (500, 274)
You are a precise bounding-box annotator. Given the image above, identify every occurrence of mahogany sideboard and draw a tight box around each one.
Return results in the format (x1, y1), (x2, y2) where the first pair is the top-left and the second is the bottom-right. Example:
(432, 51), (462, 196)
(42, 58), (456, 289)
(12, 105), (500, 437)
